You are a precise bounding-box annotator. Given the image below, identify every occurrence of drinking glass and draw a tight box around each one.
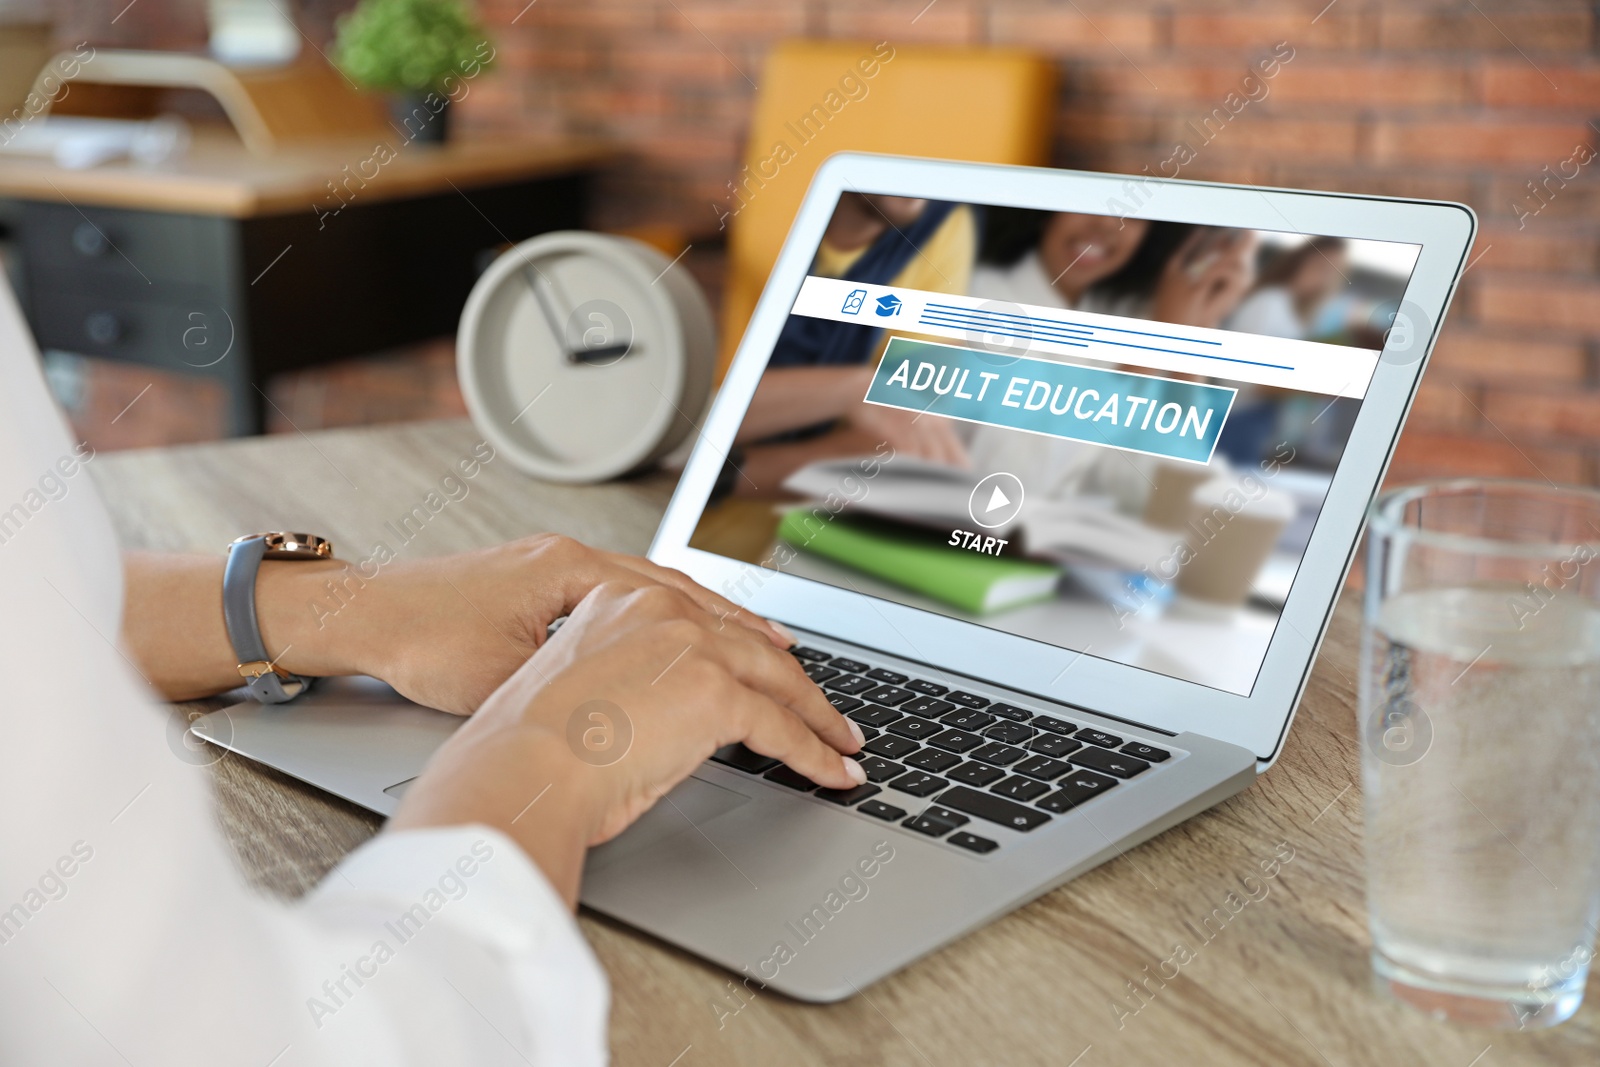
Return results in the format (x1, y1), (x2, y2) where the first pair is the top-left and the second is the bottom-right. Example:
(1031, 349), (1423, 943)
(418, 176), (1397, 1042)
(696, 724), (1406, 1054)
(1361, 479), (1600, 1029)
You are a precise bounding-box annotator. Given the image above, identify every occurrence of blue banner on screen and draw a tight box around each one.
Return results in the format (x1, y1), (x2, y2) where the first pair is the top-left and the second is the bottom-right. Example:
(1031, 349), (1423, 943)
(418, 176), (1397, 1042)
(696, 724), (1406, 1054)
(864, 338), (1237, 465)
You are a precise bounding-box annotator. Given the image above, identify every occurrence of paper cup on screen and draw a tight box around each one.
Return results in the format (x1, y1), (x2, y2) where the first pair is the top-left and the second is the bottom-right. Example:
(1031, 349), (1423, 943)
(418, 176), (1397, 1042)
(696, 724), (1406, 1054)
(1143, 458), (1228, 531)
(1175, 476), (1296, 607)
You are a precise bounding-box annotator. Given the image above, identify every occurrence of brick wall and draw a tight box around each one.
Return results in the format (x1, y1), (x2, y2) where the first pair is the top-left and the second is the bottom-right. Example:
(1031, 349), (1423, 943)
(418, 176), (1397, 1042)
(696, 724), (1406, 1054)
(52, 1), (1600, 485)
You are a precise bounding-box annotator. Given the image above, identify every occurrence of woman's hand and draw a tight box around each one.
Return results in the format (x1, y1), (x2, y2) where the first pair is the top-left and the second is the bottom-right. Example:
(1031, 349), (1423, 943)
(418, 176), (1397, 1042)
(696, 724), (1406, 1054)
(1151, 228), (1258, 329)
(288, 535), (791, 715)
(844, 399), (970, 468)
(388, 579), (868, 904)
(121, 537), (790, 712)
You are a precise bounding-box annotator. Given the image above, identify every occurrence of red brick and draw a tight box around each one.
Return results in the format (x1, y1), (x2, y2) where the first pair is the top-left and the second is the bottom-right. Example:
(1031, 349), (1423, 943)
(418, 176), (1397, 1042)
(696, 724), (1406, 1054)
(1470, 226), (1598, 273)
(1074, 62), (1281, 103)
(989, 7), (1163, 55)
(1406, 379), (1481, 431)
(1486, 173), (1600, 225)
(1377, 10), (1594, 52)
(1266, 166), (1479, 206)
(1481, 62), (1600, 108)
(1481, 387), (1600, 444)
(1370, 120), (1592, 166)
(1171, 11), (1364, 51)
(820, 1), (982, 44)
(665, 1), (809, 40)
(1270, 63), (1474, 107)
(1059, 110), (1161, 147)
(1187, 116), (1364, 161)
(1475, 276), (1600, 334)
(1387, 430), (1586, 485)
(1431, 328), (1589, 383)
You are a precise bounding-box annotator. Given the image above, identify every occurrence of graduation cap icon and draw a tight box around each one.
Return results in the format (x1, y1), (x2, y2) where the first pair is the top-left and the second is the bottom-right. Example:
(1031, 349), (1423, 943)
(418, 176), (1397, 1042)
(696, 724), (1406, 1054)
(874, 293), (903, 317)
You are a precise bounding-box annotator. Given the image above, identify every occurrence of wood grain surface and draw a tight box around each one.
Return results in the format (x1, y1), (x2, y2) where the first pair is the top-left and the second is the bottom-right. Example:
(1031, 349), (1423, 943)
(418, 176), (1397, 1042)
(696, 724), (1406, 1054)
(92, 417), (1600, 1067)
(0, 128), (612, 216)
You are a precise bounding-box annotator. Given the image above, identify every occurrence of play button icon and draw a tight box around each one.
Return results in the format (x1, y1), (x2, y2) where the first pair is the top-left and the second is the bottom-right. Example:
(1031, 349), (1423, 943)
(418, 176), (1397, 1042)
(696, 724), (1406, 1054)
(968, 472), (1025, 530)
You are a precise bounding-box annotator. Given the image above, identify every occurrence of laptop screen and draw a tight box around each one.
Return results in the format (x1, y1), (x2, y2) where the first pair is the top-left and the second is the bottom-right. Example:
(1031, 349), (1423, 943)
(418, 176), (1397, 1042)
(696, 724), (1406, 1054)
(688, 194), (1420, 696)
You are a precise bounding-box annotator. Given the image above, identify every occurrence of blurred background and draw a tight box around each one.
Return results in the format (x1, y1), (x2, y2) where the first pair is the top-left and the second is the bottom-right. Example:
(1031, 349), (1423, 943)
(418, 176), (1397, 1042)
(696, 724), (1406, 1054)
(4, 0), (1596, 490)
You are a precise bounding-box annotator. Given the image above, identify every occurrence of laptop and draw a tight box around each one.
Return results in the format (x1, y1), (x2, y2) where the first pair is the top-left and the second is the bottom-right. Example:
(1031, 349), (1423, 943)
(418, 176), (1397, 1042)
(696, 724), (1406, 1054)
(193, 154), (1475, 1001)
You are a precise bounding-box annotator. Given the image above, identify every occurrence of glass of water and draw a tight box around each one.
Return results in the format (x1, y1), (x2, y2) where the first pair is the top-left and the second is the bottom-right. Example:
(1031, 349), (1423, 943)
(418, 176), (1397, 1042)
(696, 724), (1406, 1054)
(1362, 479), (1600, 1029)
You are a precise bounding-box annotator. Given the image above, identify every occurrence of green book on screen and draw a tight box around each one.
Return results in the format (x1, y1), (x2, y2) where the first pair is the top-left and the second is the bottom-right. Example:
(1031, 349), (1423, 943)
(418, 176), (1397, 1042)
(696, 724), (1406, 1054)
(777, 510), (1060, 615)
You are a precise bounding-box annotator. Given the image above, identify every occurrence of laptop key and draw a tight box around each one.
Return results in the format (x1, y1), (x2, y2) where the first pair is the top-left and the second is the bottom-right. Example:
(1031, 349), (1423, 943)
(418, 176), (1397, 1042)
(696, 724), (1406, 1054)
(816, 783), (882, 806)
(866, 667), (909, 684)
(946, 691), (991, 709)
(711, 743), (779, 774)
(803, 664), (841, 684)
(850, 704), (902, 728)
(947, 761), (1004, 787)
(985, 722), (1034, 745)
(942, 708), (995, 730)
(829, 657), (869, 674)
(937, 786), (1053, 831)
(827, 694), (865, 714)
(903, 811), (963, 837)
(905, 678), (949, 697)
(1033, 715), (1076, 735)
(1014, 755), (1072, 781)
(1038, 769), (1118, 811)
(920, 805), (969, 828)
(887, 716), (943, 741)
(864, 734), (920, 760)
(857, 756), (905, 783)
(858, 725), (879, 742)
(928, 728), (982, 754)
(790, 647), (832, 662)
(1070, 747), (1150, 778)
(826, 675), (877, 695)
(987, 702), (1033, 722)
(764, 765), (818, 791)
(901, 696), (954, 718)
(864, 684), (916, 706)
(972, 741), (1025, 767)
(858, 799), (906, 822)
(1122, 742), (1171, 762)
(1030, 734), (1082, 759)
(904, 748), (961, 774)
(948, 831), (998, 854)
(1076, 728), (1124, 749)
(991, 776), (1050, 802)
(888, 771), (948, 797)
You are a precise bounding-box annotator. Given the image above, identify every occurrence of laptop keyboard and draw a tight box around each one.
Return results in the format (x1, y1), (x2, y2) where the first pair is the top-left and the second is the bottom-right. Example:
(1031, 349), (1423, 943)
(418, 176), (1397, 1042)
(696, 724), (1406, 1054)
(709, 644), (1177, 856)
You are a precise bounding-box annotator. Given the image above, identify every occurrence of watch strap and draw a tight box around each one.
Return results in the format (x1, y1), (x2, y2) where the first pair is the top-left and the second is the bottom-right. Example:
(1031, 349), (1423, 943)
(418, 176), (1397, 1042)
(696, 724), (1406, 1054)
(223, 536), (309, 703)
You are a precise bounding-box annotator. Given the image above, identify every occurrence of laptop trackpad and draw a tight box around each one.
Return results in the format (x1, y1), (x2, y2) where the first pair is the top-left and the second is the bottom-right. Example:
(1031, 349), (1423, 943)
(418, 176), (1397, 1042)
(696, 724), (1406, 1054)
(585, 774), (750, 870)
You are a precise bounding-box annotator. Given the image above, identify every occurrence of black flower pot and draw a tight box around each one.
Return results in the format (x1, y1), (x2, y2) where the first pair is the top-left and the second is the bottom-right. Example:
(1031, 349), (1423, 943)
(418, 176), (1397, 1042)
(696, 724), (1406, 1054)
(388, 92), (451, 144)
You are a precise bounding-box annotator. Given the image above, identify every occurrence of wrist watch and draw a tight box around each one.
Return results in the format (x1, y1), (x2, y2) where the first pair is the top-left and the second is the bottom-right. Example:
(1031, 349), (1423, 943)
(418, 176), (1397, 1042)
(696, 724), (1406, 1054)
(224, 532), (333, 703)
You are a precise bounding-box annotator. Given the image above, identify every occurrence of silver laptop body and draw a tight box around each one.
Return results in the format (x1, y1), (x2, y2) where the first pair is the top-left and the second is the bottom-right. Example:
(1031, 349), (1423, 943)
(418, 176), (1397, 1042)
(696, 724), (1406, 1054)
(194, 156), (1475, 1001)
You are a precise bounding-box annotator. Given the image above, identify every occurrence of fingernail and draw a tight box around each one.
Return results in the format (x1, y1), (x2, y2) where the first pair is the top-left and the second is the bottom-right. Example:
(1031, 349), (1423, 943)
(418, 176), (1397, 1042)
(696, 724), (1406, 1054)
(769, 620), (797, 647)
(844, 758), (868, 786)
(845, 717), (865, 749)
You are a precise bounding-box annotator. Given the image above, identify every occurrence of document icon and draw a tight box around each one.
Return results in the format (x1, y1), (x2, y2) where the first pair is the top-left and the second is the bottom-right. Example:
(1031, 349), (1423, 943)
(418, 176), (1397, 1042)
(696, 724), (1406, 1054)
(841, 289), (867, 315)
(875, 294), (903, 317)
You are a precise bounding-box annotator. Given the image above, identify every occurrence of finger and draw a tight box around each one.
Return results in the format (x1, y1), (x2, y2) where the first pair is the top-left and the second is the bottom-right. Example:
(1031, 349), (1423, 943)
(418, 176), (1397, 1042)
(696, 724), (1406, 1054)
(730, 688), (866, 790)
(699, 624), (863, 756)
(602, 553), (792, 647)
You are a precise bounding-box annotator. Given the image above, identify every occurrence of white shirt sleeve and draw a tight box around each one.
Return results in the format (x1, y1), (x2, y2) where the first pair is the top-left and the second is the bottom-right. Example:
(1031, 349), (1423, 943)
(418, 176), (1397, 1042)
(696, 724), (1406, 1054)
(0, 282), (609, 1066)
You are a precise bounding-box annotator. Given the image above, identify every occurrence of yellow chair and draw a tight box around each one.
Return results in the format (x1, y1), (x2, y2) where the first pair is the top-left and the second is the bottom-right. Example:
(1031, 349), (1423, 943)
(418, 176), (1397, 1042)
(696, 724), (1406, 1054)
(716, 41), (1057, 377)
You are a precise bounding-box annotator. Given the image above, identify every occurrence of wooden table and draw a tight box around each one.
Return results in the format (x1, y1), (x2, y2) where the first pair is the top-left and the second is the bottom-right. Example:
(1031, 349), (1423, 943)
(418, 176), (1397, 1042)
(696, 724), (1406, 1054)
(92, 418), (1600, 1067)
(1, 130), (609, 434)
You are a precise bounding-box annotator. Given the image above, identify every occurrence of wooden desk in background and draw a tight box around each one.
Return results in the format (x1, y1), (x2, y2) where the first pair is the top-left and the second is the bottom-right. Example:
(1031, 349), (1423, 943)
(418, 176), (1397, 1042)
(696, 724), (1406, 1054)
(91, 418), (1599, 1067)
(0, 131), (609, 434)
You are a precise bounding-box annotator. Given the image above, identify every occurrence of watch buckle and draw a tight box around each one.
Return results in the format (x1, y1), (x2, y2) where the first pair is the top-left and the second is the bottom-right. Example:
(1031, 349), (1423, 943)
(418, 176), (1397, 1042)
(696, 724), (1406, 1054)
(237, 660), (289, 681)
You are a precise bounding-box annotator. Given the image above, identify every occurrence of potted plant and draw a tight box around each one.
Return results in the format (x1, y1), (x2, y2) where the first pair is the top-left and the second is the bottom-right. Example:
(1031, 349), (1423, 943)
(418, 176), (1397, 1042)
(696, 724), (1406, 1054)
(332, 0), (495, 144)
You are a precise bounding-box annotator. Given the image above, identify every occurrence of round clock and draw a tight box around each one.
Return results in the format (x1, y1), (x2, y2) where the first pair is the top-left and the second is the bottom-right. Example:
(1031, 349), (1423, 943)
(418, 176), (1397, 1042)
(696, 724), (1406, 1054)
(456, 231), (717, 483)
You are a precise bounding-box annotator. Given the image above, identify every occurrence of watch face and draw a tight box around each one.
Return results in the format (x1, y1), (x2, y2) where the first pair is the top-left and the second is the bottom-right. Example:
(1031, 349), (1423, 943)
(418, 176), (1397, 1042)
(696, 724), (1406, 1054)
(233, 532), (334, 560)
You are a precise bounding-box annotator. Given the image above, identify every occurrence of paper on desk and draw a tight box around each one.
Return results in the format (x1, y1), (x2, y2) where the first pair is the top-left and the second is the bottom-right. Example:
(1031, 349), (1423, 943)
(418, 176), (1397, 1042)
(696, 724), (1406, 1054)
(0, 115), (191, 169)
